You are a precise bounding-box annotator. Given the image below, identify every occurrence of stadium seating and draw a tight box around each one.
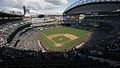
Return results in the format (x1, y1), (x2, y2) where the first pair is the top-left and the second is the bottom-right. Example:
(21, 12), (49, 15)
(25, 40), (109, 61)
(0, 15), (120, 67)
(0, 20), (30, 47)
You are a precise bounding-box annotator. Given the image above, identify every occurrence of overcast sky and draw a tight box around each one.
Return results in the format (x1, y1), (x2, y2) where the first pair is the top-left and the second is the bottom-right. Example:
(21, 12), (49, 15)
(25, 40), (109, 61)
(0, 0), (77, 15)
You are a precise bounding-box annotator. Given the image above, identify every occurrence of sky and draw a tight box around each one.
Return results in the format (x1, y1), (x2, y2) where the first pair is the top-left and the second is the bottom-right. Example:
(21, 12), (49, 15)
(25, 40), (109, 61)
(0, 0), (77, 15)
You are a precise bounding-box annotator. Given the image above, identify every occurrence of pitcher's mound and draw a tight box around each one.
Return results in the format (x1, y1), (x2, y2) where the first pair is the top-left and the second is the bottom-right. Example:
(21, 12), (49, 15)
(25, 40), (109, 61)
(55, 44), (63, 47)
(59, 38), (63, 41)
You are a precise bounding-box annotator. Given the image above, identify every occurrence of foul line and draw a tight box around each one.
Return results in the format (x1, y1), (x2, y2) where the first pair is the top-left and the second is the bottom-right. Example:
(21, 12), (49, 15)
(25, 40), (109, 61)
(41, 31), (91, 45)
(63, 32), (91, 44)
(40, 31), (57, 44)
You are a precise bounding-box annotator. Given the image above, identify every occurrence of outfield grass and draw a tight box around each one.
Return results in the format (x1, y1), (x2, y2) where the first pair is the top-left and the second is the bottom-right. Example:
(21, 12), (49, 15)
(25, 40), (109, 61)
(39, 27), (91, 51)
(42, 27), (88, 36)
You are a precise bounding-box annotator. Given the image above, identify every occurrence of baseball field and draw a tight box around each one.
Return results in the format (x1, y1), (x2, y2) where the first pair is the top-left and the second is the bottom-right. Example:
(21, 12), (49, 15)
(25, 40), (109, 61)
(38, 27), (91, 51)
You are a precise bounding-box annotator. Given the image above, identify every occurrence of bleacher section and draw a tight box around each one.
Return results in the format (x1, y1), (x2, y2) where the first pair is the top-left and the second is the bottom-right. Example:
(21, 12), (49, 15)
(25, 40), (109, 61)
(0, 20), (31, 47)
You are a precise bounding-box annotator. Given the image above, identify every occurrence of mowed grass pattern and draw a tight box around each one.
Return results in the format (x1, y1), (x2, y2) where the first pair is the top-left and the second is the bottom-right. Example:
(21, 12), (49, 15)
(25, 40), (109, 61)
(42, 27), (88, 36)
(40, 27), (91, 51)
(52, 36), (70, 44)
